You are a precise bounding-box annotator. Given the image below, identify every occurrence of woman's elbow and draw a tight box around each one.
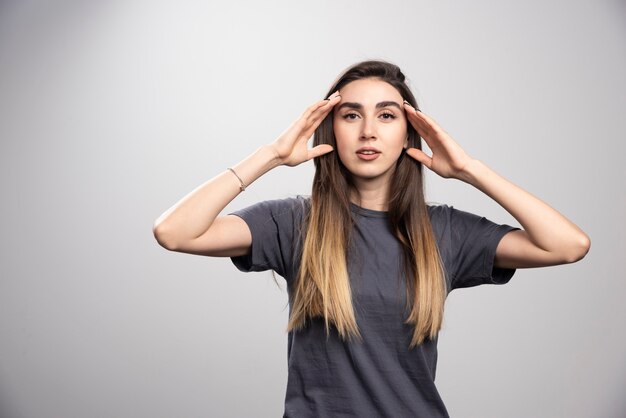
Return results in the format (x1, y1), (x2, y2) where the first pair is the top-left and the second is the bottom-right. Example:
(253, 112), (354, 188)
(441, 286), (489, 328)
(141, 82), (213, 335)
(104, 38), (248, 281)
(153, 222), (178, 251)
(564, 234), (591, 263)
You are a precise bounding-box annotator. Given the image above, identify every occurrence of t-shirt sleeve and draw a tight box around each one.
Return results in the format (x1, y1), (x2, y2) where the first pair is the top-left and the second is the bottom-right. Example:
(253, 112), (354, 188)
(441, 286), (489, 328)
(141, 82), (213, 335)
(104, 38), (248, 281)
(227, 196), (307, 281)
(445, 204), (521, 290)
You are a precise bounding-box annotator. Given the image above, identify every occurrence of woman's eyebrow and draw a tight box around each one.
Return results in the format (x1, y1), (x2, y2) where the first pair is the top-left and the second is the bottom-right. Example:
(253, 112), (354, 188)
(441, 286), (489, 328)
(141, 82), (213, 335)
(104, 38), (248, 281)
(336, 101), (402, 111)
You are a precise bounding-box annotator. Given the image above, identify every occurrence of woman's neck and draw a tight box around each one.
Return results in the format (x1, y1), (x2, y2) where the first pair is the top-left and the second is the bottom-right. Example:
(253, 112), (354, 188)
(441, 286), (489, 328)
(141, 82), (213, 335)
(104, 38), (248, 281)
(349, 179), (390, 212)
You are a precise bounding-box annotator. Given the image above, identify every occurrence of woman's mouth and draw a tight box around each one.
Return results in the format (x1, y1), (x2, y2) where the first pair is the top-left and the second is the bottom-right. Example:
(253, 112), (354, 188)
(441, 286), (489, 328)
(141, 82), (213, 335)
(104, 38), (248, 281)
(356, 148), (381, 161)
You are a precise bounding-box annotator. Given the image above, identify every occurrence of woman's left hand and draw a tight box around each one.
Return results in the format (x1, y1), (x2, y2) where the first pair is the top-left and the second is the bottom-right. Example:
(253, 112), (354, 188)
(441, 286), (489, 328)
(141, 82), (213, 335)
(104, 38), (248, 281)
(403, 101), (475, 180)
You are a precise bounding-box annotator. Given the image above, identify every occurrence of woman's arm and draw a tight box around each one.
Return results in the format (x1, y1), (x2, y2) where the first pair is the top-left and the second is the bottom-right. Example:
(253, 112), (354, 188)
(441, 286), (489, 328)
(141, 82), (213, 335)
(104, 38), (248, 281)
(458, 159), (590, 268)
(402, 101), (590, 269)
(153, 91), (341, 256)
(152, 145), (279, 255)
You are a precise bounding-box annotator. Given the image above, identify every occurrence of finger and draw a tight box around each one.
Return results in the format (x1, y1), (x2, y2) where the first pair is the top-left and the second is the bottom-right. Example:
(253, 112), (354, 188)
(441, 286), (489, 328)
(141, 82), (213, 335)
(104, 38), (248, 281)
(403, 102), (430, 130)
(307, 92), (341, 125)
(406, 147), (432, 169)
(301, 100), (331, 122)
(403, 102), (443, 135)
(302, 90), (340, 120)
(291, 100), (328, 133)
(402, 100), (426, 115)
(402, 106), (428, 138)
(411, 108), (438, 127)
(308, 144), (334, 160)
(325, 90), (341, 101)
(403, 110), (439, 151)
(291, 92), (341, 142)
(402, 100), (422, 114)
(402, 101), (435, 125)
(302, 94), (341, 137)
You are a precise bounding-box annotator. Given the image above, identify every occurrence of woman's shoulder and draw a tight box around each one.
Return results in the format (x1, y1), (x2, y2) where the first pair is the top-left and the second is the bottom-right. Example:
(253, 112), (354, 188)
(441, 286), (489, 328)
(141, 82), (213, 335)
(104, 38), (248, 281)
(278, 194), (311, 218)
(426, 200), (486, 220)
(267, 194), (311, 212)
(231, 194), (310, 221)
(425, 200), (450, 215)
(425, 201), (455, 231)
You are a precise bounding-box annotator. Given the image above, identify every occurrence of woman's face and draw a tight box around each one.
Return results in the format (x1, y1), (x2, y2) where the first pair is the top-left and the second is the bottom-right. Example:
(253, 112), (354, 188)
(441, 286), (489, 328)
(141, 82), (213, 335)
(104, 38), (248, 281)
(332, 78), (408, 185)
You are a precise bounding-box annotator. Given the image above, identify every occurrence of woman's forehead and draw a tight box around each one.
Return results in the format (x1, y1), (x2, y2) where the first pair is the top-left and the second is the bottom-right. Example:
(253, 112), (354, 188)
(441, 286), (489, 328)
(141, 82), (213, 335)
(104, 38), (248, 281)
(339, 78), (401, 102)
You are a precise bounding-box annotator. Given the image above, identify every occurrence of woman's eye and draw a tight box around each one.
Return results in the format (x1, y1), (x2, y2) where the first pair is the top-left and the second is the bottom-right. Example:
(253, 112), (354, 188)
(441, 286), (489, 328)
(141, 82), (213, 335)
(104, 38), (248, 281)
(342, 112), (396, 120)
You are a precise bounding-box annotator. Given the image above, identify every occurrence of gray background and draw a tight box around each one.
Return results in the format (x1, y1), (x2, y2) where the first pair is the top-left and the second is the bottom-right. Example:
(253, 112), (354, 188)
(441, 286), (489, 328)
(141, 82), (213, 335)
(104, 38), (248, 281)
(1, 1), (624, 417)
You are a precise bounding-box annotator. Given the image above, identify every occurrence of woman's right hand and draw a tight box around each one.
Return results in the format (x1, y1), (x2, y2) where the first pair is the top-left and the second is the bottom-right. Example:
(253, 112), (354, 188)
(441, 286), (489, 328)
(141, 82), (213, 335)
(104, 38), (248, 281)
(269, 90), (341, 167)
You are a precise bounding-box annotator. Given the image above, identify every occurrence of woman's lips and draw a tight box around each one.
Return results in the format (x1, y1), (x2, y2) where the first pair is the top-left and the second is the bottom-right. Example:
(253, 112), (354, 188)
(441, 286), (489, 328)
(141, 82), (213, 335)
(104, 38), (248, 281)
(356, 151), (381, 161)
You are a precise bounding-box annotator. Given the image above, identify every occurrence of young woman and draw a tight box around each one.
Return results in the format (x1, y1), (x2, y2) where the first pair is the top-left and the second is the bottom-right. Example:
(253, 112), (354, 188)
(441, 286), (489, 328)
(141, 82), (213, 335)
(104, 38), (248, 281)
(153, 60), (590, 417)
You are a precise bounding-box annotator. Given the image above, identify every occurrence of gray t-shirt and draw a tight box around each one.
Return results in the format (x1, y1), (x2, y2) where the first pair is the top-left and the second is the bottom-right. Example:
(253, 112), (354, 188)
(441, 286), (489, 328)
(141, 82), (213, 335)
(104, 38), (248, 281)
(229, 195), (520, 417)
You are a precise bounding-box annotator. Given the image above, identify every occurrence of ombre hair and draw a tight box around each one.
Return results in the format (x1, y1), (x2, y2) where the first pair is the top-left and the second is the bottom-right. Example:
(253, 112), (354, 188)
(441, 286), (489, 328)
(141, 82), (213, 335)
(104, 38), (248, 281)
(286, 59), (447, 349)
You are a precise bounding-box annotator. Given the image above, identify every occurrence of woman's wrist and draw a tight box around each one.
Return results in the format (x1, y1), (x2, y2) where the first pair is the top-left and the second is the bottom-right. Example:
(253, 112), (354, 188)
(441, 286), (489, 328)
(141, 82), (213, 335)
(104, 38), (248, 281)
(456, 158), (484, 185)
(262, 144), (284, 170)
(229, 145), (283, 190)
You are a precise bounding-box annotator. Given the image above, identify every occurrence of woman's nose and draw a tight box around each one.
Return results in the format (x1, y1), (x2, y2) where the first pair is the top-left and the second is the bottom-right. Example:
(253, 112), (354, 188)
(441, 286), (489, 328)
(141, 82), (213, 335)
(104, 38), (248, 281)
(360, 117), (377, 140)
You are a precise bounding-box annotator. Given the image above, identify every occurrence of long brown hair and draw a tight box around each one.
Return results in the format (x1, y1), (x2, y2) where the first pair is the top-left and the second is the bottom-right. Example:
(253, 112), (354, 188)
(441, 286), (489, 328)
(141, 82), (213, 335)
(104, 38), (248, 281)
(286, 60), (447, 349)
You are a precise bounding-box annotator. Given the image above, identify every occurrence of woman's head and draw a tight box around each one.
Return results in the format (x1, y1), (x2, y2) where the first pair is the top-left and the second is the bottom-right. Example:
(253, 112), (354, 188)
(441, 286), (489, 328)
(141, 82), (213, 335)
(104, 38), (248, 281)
(314, 60), (424, 205)
(332, 78), (408, 190)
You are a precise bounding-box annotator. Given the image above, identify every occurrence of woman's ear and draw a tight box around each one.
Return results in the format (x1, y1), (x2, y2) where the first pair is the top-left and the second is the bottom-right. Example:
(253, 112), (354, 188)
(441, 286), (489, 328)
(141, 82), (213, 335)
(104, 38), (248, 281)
(403, 134), (409, 149)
